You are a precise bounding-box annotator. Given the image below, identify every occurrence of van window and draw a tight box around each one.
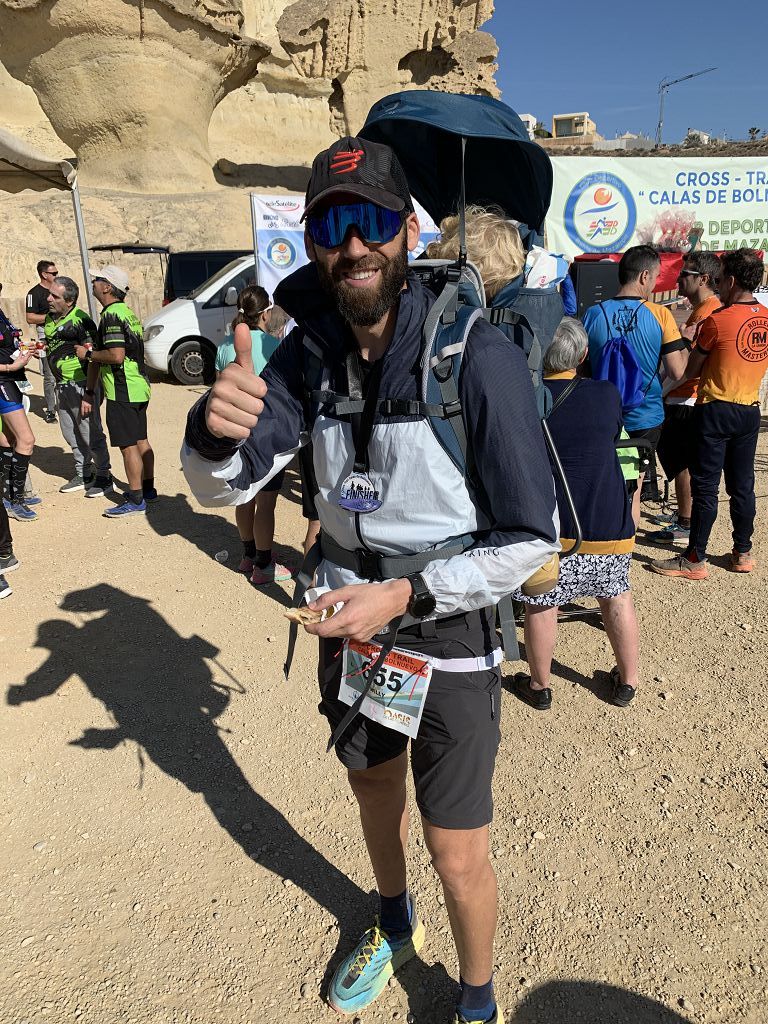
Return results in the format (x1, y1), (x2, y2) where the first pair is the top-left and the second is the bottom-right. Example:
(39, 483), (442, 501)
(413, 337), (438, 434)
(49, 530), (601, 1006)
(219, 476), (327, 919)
(166, 251), (251, 302)
(202, 268), (259, 309)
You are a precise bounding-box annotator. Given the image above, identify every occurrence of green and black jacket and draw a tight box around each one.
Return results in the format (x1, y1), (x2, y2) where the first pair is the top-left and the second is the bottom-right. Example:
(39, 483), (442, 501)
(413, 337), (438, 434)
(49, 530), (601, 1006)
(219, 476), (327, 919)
(96, 301), (151, 404)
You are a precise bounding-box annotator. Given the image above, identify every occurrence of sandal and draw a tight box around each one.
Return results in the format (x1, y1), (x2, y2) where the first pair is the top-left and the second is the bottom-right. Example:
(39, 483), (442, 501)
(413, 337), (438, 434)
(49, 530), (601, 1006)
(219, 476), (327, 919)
(609, 666), (636, 708)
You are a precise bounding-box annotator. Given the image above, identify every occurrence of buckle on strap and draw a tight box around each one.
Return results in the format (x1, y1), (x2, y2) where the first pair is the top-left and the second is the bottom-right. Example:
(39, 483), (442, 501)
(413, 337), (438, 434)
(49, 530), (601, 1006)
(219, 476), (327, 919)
(355, 548), (385, 581)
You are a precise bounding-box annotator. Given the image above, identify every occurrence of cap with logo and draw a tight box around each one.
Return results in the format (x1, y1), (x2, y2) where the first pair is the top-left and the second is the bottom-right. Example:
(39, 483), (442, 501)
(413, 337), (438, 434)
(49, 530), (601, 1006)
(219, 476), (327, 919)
(91, 265), (130, 292)
(303, 136), (414, 221)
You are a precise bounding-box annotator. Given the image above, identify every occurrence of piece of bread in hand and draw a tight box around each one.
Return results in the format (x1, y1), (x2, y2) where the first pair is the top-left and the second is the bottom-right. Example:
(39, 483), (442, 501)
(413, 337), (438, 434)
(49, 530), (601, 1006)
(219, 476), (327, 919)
(284, 605), (336, 625)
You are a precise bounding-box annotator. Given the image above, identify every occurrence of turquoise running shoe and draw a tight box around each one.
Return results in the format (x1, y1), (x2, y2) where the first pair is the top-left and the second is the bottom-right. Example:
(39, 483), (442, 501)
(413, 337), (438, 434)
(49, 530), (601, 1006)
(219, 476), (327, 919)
(328, 905), (425, 1015)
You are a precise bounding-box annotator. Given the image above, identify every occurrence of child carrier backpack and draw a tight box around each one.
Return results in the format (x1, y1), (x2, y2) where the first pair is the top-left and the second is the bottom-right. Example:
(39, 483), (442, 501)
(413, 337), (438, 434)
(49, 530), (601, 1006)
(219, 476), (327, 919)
(592, 301), (647, 411)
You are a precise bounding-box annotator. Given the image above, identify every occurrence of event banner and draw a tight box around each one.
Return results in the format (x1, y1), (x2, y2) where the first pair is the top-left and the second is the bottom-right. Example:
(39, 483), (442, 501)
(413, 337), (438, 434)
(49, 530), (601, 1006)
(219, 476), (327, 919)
(547, 156), (768, 260)
(249, 193), (439, 296)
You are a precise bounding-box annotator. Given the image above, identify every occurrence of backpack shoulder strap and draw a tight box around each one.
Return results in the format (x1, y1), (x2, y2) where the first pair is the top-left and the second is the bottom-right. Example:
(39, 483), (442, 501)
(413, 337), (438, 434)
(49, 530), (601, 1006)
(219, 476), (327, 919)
(482, 306), (545, 408)
(421, 299), (482, 474)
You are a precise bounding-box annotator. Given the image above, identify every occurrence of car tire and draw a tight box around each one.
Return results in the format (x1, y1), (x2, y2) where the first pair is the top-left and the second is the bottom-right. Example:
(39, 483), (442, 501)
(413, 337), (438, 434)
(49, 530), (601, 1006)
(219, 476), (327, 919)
(169, 339), (215, 386)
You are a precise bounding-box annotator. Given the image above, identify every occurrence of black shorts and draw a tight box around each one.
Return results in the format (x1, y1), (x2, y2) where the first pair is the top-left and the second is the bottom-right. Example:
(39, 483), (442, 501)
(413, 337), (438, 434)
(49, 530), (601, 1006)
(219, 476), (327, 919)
(656, 404), (696, 481)
(627, 423), (663, 451)
(106, 399), (148, 447)
(318, 608), (501, 830)
(260, 467), (285, 494)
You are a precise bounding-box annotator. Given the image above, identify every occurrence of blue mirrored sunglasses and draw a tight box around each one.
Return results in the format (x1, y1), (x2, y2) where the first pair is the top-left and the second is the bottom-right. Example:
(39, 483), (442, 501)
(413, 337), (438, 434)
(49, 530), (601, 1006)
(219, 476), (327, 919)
(306, 202), (404, 249)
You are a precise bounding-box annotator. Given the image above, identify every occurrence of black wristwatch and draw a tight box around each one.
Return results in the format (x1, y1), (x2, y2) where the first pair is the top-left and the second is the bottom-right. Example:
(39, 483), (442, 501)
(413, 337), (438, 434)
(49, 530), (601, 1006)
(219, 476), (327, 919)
(405, 573), (436, 618)
(85, 388), (95, 397)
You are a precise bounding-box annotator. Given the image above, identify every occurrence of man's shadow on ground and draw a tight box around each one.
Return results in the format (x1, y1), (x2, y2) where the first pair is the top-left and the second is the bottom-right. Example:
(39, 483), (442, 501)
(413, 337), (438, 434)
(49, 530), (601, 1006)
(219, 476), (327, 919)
(5, 583), (442, 1009)
(509, 981), (691, 1024)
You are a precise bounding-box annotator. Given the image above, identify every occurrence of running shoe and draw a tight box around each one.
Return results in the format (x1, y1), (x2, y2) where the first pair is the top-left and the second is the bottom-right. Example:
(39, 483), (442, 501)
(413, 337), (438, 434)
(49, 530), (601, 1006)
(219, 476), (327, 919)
(103, 498), (146, 518)
(60, 475), (86, 493)
(4, 500), (37, 522)
(649, 554), (708, 580)
(85, 476), (114, 498)
(647, 522), (690, 545)
(22, 494), (42, 506)
(455, 1009), (505, 1024)
(0, 551), (19, 573)
(0, 575), (11, 599)
(43, 411), (57, 424)
(238, 556), (255, 576)
(328, 906), (425, 1015)
(250, 561), (296, 585)
(728, 549), (755, 573)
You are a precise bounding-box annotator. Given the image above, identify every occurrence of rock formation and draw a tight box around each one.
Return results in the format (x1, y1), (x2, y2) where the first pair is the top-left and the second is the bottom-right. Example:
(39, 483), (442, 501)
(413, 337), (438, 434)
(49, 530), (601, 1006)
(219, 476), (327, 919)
(0, 0), (497, 191)
(0, 0), (269, 191)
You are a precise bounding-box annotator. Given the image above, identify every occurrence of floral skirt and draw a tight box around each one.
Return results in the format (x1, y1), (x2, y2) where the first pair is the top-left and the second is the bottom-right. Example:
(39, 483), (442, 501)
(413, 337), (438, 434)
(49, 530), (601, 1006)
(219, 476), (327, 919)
(513, 552), (632, 607)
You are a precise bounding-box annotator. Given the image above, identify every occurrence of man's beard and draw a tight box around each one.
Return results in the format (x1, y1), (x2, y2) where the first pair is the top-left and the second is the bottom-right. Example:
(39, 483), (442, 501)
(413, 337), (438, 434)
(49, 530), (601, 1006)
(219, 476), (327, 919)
(316, 235), (409, 327)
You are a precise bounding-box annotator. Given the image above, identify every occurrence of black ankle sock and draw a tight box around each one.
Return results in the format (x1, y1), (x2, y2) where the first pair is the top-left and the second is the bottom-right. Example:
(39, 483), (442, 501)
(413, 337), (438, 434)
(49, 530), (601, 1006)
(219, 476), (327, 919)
(142, 477), (155, 493)
(128, 489), (143, 505)
(458, 977), (495, 1022)
(677, 515), (691, 528)
(379, 889), (411, 935)
(254, 548), (272, 569)
(242, 540), (257, 559)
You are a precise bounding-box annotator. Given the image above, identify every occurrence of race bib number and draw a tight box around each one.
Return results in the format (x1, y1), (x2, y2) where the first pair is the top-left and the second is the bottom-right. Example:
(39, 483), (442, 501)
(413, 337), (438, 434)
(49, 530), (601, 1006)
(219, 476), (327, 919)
(339, 640), (433, 739)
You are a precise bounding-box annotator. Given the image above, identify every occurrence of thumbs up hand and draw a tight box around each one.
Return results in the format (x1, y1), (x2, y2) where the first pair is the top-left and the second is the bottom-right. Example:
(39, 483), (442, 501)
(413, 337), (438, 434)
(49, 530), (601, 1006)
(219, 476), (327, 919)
(233, 321), (255, 374)
(205, 325), (267, 441)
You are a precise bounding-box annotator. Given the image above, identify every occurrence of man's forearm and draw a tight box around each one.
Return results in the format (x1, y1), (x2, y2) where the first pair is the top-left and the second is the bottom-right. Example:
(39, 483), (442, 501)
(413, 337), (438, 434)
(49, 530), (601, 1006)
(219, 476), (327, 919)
(91, 349), (124, 365)
(86, 362), (100, 392)
(26, 313), (46, 326)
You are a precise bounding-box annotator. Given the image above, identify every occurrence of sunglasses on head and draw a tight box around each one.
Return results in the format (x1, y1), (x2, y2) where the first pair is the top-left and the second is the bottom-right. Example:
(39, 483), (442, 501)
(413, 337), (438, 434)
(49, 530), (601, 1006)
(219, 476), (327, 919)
(306, 201), (404, 249)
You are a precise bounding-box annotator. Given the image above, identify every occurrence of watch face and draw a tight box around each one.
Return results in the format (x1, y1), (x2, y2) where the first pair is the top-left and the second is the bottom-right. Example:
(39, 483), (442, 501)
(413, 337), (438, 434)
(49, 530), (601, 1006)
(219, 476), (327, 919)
(412, 593), (436, 617)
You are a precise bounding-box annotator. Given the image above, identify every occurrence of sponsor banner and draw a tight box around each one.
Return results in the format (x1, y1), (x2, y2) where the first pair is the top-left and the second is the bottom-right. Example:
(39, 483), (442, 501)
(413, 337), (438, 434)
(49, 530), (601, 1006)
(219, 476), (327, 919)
(250, 193), (439, 297)
(547, 157), (768, 260)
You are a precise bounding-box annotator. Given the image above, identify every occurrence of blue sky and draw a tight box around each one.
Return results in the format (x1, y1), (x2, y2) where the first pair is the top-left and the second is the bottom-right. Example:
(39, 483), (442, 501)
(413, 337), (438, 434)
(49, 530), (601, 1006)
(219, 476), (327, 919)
(487, 1), (767, 144)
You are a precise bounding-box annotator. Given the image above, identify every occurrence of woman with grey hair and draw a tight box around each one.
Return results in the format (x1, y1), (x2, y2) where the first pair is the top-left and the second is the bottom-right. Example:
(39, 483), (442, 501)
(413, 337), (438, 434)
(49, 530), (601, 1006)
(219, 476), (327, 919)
(512, 317), (640, 710)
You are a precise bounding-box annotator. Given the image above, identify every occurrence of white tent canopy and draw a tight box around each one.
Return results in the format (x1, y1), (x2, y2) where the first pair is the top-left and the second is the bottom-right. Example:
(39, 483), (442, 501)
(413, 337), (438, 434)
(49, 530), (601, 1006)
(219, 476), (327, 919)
(0, 127), (96, 318)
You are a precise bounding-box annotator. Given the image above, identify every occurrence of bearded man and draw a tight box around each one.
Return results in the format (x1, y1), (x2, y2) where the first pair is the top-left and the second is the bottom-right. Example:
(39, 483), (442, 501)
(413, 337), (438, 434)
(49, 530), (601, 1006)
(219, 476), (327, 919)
(181, 137), (559, 1024)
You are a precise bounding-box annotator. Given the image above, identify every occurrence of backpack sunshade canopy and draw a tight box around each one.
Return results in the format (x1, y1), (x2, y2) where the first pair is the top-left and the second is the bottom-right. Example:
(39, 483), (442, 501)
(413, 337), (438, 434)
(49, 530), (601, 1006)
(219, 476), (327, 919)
(360, 91), (553, 235)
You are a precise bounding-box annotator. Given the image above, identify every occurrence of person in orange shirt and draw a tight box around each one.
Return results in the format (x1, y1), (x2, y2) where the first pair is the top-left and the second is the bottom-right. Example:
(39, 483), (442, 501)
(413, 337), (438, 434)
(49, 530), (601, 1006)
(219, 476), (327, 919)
(650, 251), (722, 544)
(652, 249), (767, 579)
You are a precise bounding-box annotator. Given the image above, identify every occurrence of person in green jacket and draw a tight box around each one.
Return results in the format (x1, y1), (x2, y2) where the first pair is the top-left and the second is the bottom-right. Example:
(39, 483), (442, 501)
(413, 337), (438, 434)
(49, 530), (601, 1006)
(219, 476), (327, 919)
(77, 266), (155, 518)
(44, 276), (112, 496)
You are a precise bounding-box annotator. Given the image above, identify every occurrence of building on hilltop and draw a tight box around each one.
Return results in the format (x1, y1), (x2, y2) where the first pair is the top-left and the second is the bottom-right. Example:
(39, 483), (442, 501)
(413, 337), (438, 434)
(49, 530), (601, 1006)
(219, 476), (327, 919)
(594, 131), (654, 152)
(539, 111), (602, 150)
(518, 113), (538, 141)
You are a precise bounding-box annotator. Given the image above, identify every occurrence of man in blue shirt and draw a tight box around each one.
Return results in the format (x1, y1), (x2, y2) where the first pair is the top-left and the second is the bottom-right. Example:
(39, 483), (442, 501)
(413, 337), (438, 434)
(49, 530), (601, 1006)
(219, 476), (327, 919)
(584, 245), (688, 525)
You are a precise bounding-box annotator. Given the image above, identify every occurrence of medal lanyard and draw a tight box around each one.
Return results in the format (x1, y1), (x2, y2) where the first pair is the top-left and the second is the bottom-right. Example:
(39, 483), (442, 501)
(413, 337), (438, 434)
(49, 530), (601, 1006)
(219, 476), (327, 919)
(346, 348), (384, 474)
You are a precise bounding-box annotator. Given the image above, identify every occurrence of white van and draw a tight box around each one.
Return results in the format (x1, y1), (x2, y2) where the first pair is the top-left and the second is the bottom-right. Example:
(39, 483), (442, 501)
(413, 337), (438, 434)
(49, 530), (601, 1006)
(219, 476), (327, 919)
(143, 255), (256, 385)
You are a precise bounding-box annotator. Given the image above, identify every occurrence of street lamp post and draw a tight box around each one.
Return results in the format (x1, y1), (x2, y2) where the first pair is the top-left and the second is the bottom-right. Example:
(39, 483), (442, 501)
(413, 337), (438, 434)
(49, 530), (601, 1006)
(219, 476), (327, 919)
(656, 67), (717, 147)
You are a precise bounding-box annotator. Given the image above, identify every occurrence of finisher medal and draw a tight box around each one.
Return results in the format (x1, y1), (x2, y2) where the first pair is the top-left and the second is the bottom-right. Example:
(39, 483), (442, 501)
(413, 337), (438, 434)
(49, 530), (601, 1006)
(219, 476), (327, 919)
(338, 472), (382, 514)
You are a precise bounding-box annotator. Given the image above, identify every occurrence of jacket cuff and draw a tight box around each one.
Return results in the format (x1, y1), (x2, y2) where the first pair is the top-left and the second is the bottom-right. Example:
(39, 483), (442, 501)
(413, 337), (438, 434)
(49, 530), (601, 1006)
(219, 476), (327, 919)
(185, 394), (242, 462)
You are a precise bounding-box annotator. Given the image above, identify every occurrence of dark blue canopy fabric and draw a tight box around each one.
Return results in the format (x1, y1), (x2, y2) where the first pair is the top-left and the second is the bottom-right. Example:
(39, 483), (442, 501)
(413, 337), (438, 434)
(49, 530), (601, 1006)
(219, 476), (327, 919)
(360, 91), (553, 232)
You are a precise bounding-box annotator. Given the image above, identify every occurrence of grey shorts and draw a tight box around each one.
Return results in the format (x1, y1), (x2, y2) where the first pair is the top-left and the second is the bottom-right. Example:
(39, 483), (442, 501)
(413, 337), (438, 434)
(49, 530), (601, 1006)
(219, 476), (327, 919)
(318, 608), (501, 830)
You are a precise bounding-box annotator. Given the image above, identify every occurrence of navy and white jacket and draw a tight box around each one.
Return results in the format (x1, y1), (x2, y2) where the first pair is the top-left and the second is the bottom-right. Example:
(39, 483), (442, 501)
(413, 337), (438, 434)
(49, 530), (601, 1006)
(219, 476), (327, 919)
(182, 271), (559, 621)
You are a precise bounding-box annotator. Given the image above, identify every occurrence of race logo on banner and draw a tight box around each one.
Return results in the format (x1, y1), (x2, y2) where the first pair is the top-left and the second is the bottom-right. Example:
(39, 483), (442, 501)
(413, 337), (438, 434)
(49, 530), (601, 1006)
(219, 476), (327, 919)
(563, 172), (637, 253)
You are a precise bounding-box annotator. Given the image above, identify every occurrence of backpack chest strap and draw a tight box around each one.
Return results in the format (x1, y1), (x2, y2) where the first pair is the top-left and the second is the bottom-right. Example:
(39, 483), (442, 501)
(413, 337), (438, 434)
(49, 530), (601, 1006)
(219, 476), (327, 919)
(309, 390), (459, 420)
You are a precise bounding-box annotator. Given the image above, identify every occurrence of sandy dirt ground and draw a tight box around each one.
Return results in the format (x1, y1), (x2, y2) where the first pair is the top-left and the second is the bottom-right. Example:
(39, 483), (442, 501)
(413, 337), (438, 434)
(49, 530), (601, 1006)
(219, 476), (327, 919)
(2, 366), (766, 1024)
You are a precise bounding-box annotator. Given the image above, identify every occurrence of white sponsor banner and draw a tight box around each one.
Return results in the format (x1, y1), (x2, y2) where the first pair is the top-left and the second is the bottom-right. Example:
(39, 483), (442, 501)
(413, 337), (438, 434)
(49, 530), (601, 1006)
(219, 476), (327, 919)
(546, 157), (768, 260)
(249, 193), (439, 297)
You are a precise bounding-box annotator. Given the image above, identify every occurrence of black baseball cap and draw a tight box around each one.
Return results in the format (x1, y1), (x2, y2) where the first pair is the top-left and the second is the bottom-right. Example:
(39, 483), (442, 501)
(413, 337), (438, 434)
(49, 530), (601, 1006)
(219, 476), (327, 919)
(302, 136), (414, 221)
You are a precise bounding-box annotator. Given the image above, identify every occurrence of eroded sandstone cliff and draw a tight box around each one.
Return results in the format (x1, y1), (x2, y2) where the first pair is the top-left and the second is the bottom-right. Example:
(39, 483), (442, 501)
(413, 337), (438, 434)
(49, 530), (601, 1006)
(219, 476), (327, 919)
(0, 0), (497, 192)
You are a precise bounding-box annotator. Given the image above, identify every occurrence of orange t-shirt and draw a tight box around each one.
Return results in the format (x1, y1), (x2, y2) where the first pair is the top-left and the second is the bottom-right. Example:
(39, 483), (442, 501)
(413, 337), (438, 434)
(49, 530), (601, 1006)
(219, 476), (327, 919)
(667, 294), (722, 402)
(696, 301), (768, 406)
